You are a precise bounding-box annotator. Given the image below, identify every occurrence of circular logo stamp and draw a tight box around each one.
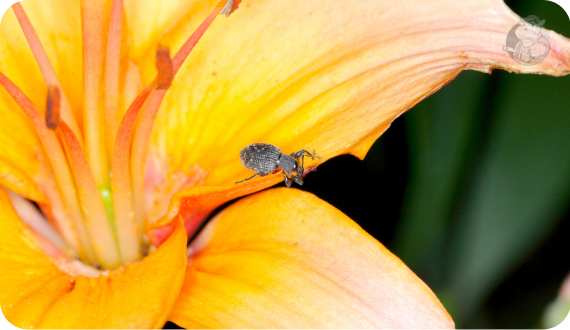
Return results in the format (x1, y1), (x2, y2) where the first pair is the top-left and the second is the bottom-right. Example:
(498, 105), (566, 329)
(503, 15), (551, 66)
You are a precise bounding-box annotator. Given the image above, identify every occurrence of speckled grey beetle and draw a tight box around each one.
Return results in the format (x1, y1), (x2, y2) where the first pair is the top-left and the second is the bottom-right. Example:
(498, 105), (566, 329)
(236, 143), (321, 187)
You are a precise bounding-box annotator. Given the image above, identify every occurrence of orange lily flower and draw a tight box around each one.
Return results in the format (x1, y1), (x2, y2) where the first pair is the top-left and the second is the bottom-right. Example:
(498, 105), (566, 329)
(1, 0), (569, 328)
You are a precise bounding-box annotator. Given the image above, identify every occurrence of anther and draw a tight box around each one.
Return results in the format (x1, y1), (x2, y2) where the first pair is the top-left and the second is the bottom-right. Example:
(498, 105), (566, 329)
(221, 0), (241, 17)
(46, 85), (61, 130)
(156, 45), (173, 90)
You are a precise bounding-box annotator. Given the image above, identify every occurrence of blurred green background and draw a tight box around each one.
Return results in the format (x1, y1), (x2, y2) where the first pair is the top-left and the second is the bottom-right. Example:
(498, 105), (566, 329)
(299, 0), (570, 328)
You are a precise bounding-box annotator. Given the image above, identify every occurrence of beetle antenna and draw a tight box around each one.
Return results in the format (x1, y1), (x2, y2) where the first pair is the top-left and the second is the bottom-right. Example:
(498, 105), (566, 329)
(235, 173), (258, 184)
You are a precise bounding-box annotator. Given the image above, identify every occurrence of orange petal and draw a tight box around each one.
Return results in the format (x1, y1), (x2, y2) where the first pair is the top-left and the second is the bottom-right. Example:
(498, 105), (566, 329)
(169, 188), (453, 328)
(147, 176), (282, 246)
(0, 188), (188, 328)
(137, 0), (570, 182)
(131, 0), (570, 233)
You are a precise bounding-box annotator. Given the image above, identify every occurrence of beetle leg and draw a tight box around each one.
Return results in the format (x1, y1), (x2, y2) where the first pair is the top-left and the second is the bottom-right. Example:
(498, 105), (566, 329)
(293, 150), (311, 159)
(293, 149), (321, 160)
(293, 150), (322, 173)
(235, 173), (258, 184)
(292, 174), (303, 185)
(283, 172), (292, 187)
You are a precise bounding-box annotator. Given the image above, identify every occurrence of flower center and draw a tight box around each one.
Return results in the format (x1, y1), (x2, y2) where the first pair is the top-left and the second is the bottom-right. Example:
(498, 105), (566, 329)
(0, 0), (239, 270)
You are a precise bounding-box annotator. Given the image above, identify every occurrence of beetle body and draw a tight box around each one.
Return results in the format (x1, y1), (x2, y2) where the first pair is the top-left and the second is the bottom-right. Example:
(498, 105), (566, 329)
(237, 143), (320, 187)
(239, 143), (281, 176)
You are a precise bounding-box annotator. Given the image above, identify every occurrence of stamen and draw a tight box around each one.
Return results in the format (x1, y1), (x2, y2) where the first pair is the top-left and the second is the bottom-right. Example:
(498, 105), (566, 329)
(129, 2), (227, 232)
(80, 0), (110, 187)
(11, 3), (82, 141)
(104, 0), (124, 159)
(110, 48), (171, 250)
(171, 1), (226, 74)
(0, 72), (96, 263)
(131, 90), (169, 232)
(130, 45), (172, 237)
(58, 120), (122, 269)
(46, 86), (61, 130)
(110, 85), (153, 264)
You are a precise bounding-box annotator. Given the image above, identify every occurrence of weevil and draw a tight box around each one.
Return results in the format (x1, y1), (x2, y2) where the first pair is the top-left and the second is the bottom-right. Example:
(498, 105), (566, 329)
(236, 143), (321, 187)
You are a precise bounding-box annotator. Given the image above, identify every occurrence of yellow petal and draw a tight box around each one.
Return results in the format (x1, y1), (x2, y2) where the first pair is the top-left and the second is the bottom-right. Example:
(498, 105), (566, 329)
(169, 188), (454, 328)
(143, 0), (570, 241)
(123, 0), (201, 60)
(0, 188), (187, 329)
(0, 0), (83, 200)
(0, 151), (46, 203)
(2, 0), (84, 118)
(134, 0), (570, 189)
